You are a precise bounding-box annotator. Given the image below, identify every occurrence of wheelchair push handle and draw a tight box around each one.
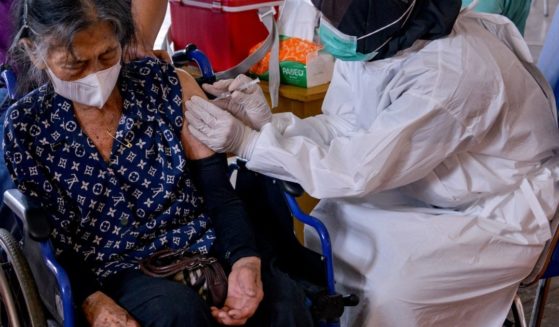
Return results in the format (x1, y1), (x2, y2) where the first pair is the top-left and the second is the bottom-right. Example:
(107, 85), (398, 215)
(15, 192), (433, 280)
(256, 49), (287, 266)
(1, 65), (18, 100)
(172, 44), (216, 85)
(343, 294), (359, 307)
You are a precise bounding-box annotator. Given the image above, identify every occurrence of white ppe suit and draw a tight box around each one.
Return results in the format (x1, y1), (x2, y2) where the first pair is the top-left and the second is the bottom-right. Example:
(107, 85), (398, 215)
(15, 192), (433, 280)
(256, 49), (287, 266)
(245, 11), (559, 327)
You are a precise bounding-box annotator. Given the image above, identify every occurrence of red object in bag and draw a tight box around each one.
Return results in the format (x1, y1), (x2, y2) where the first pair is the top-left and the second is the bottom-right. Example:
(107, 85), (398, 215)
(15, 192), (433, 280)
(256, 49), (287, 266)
(169, 0), (282, 73)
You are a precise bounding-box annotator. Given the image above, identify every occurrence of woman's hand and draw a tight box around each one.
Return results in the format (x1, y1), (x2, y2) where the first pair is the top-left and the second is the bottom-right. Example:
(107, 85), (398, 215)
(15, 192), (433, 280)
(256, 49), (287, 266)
(128, 0), (169, 63)
(124, 46), (171, 63)
(82, 291), (140, 327)
(211, 256), (264, 325)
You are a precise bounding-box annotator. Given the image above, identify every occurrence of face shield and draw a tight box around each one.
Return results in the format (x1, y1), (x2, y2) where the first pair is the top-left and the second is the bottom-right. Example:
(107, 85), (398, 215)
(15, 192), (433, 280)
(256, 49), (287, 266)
(312, 0), (417, 60)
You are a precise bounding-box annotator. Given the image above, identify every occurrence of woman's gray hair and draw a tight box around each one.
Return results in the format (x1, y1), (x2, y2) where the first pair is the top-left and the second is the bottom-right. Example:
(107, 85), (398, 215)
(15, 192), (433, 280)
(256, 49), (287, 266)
(9, 0), (136, 94)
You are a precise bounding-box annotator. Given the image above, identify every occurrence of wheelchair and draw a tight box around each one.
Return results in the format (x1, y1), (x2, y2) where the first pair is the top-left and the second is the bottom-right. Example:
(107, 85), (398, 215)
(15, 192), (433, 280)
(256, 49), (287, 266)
(0, 49), (358, 326)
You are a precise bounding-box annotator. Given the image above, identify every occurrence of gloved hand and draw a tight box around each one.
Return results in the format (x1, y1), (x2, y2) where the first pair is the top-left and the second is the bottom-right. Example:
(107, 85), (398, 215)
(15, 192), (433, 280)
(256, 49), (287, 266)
(202, 74), (272, 130)
(185, 96), (259, 159)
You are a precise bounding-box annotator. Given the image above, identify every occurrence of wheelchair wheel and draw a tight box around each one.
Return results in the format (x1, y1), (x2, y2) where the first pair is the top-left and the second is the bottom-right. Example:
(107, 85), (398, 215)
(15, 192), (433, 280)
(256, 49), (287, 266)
(0, 229), (46, 327)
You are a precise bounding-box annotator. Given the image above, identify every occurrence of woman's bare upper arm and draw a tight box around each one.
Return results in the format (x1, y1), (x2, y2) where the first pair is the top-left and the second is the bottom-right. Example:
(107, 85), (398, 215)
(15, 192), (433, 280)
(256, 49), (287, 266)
(175, 68), (207, 103)
(174, 67), (215, 159)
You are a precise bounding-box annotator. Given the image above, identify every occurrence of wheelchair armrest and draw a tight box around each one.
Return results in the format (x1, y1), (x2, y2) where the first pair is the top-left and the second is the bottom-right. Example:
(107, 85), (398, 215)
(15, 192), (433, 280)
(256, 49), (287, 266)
(3, 189), (51, 241)
(233, 158), (305, 197)
(4, 189), (75, 325)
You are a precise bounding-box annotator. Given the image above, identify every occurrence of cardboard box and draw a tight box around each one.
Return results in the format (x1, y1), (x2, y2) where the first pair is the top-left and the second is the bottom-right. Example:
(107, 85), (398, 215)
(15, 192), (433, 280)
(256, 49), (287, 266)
(249, 36), (334, 88)
(279, 51), (334, 88)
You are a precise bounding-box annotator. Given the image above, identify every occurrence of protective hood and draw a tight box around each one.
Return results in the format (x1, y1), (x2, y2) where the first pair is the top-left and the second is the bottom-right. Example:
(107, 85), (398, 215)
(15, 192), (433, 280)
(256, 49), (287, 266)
(311, 0), (461, 60)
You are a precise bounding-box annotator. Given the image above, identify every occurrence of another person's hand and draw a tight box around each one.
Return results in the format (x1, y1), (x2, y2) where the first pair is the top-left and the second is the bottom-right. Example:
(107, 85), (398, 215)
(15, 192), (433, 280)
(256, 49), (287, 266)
(82, 291), (140, 327)
(211, 256), (264, 325)
(181, 117), (215, 160)
(124, 45), (171, 63)
(185, 96), (259, 159)
(202, 75), (272, 130)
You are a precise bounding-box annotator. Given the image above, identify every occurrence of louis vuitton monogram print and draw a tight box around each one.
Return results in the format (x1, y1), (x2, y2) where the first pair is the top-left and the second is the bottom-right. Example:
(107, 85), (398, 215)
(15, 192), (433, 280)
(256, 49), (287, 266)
(3, 58), (215, 281)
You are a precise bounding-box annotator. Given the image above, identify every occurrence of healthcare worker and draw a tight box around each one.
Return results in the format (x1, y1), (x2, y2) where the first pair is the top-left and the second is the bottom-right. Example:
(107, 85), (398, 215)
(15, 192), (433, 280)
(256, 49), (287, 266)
(462, 0), (532, 34)
(186, 0), (559, 325)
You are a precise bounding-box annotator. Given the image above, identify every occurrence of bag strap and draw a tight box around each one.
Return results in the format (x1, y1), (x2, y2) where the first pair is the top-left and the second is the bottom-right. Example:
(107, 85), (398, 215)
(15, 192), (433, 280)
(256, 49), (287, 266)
(216, 6), (280, 108)
(165, 3), (281, 108)
(140, 249), (219, 278)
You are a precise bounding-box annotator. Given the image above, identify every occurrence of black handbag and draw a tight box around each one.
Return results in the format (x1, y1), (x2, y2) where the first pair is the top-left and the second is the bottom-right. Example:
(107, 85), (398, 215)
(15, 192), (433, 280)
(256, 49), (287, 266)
(140, 249), (228, 307)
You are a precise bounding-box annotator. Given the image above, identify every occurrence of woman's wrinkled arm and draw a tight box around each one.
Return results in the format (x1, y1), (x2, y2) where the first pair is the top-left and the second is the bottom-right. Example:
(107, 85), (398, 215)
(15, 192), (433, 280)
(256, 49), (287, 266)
(187, 153), (259, 265)
(175, 67), (260, 263)
(188, 154), (263, 325)
(177, 69), (263, 323)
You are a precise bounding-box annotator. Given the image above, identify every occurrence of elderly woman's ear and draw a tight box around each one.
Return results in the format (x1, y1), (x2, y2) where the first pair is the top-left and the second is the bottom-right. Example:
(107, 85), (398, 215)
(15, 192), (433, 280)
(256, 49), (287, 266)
(18, 38), (46, 70)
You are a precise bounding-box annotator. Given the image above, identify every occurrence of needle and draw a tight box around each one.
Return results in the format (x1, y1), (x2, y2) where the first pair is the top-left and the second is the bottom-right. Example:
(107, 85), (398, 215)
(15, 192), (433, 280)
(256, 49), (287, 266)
(214, 78), (261, 100)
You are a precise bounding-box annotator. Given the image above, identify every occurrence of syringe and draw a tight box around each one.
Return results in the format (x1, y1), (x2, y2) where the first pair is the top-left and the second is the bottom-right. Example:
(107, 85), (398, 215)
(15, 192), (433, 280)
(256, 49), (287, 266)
(214, 78), (260, 100)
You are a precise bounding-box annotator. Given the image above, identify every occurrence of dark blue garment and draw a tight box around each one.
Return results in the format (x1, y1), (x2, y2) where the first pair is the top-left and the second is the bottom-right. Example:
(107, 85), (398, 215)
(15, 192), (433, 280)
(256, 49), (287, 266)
(104, 270), (217, 327)
(0, 87), (6, 107)
(102, 259), (312, 327)
(0, 85), (19, 238)
(3, 58), (215, 282)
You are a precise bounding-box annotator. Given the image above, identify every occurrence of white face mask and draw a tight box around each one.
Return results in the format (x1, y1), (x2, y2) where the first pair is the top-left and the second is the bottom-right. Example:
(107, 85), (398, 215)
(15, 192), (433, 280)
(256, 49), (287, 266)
(46, 61), (121, 108)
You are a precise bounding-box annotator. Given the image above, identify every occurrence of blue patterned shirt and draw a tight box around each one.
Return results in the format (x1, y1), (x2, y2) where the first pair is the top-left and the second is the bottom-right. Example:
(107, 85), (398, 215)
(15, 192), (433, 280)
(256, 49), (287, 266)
(3, 58), (215, 281)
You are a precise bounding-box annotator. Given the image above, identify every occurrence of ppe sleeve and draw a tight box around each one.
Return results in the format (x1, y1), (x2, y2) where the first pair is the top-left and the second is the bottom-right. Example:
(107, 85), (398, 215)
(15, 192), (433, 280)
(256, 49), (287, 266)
(187, 153), (259, 267)
(247, 92), (471, 199)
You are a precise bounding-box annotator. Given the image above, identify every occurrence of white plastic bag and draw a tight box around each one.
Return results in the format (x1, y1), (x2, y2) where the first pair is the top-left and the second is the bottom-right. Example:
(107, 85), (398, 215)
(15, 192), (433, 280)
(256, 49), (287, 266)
(279, 0), (319, 42)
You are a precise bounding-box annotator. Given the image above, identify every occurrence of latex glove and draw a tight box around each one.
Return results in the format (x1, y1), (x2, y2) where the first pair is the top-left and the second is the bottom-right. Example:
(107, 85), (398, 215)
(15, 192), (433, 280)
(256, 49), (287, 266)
(211, 256), (264, 325)
(185, 96), (259, 159)
(202, 74), (272, 130)
(82, 291), (140, 327)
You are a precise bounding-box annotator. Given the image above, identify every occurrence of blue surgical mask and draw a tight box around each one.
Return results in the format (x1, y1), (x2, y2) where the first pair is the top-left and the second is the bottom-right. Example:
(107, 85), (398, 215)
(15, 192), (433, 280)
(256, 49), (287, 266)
(318, 0), (416, 62)
(318, 18), (378, 61)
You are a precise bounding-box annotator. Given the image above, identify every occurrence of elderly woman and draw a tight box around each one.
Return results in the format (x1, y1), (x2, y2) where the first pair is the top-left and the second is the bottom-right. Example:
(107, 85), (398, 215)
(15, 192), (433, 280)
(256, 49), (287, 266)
(4, 0), (312, 326)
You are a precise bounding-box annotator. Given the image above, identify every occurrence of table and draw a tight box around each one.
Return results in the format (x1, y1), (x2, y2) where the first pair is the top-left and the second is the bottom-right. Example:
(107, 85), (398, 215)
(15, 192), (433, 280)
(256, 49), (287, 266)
(259, 81), (328, 118)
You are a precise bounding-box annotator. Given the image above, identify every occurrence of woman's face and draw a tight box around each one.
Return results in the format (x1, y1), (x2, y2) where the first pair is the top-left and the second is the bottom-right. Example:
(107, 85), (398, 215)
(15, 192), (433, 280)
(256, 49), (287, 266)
(44, 21), (122, 81)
